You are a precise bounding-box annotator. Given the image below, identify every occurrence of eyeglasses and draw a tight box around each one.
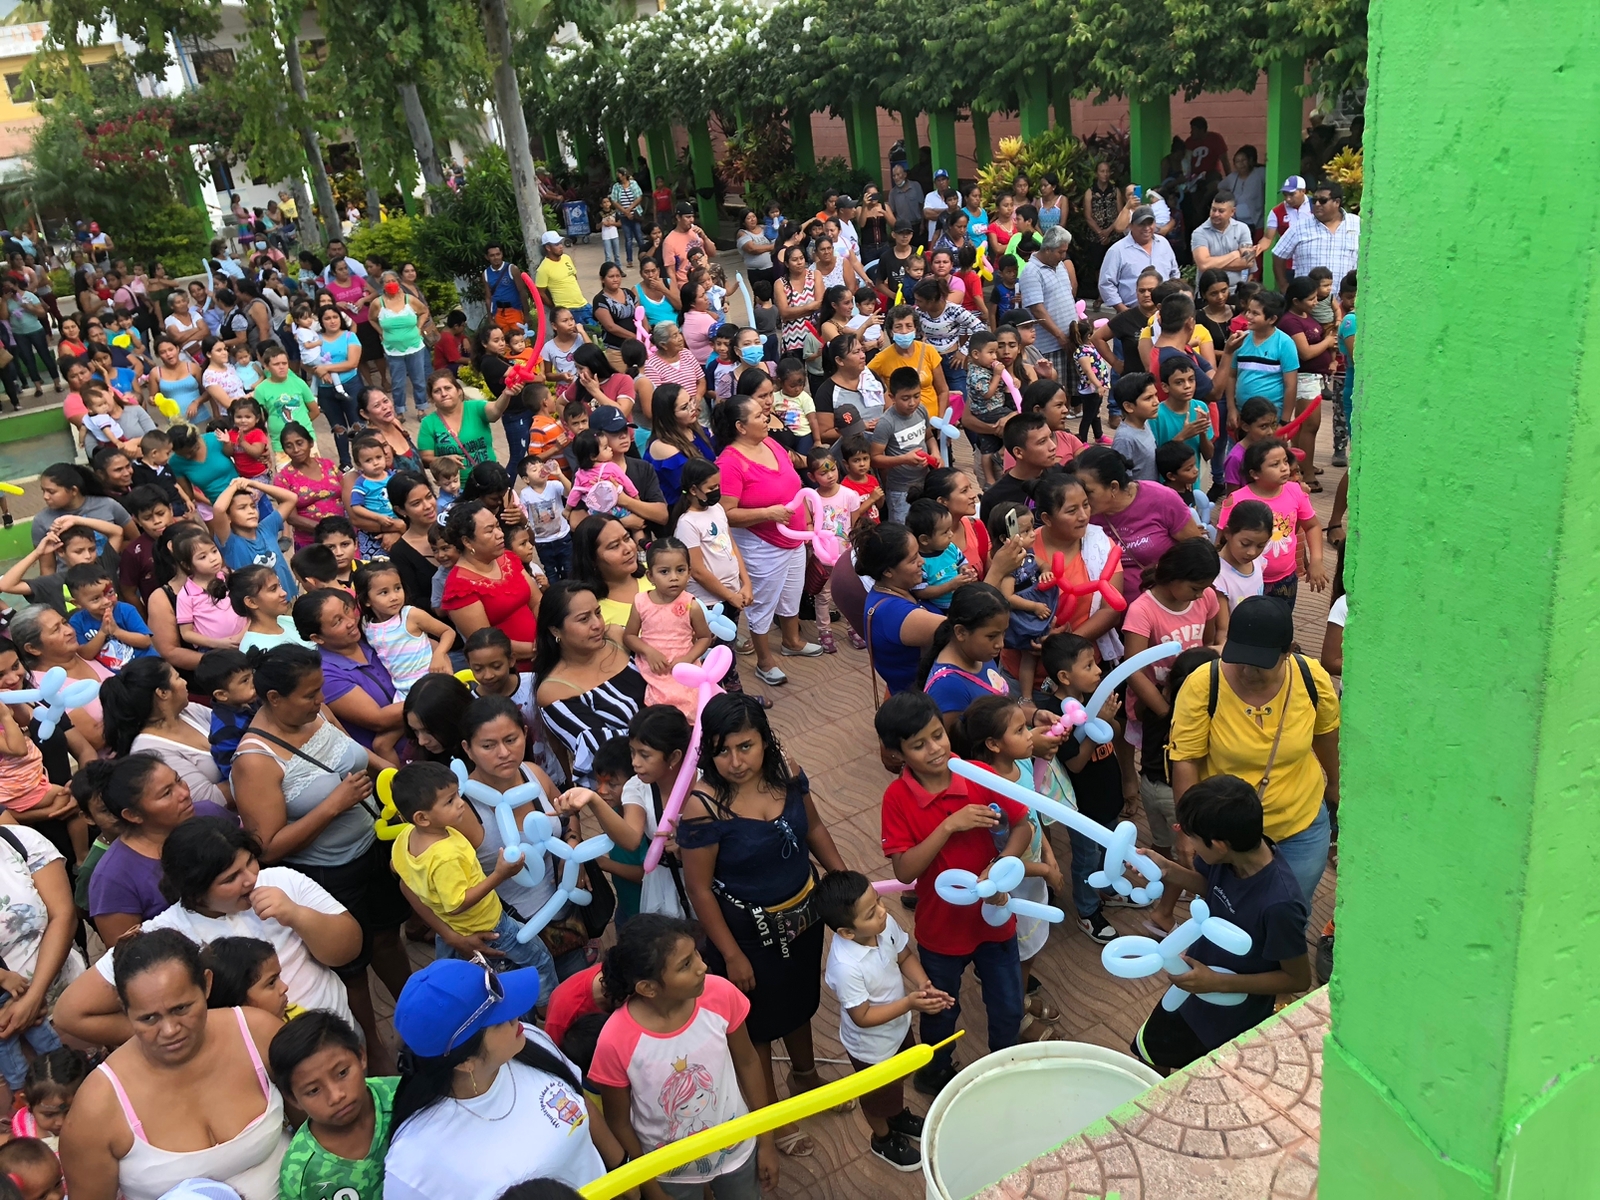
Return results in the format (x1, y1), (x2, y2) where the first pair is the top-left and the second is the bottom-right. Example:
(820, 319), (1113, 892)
(447, 954), (504, 1051)
(1312, 196), (1335, 204)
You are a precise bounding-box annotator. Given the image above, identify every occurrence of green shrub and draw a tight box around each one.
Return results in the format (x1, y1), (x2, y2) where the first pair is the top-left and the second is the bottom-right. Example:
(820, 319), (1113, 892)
(347, 216), (460, 314)
(116, 203), (212, 276)
(413, 147), (529, 308)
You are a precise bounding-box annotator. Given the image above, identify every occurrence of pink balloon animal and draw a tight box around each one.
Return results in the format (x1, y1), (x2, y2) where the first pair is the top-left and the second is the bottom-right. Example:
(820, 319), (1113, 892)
(642, 645), (732, 871)
(776, 489), (845, 565)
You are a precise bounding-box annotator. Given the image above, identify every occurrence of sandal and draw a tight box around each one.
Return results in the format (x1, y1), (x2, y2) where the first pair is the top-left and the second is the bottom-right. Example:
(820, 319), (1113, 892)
(1027, 992), (1060, 1022)
(775, 1129), (815, 1156)
(1018, 1013), (1054, 1042)
(790, 1068), (858, 1113)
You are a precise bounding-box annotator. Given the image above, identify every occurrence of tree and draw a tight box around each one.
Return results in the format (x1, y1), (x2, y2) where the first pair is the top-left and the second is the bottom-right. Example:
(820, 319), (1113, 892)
(480, 0), (546, 261)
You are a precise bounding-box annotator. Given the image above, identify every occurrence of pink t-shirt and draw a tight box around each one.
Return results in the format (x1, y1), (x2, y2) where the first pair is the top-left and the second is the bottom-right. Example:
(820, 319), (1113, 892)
(1217, 483), (1315, 584)
(175, 578), (247, 640)
(588, 975), (755, 1185)
(325, 276), (370, 324)
(811, 486), (863, 541)
(716, 438), (805, 550)
(1123, 587), (1220, 715)
(1091, 482), (1196, 601)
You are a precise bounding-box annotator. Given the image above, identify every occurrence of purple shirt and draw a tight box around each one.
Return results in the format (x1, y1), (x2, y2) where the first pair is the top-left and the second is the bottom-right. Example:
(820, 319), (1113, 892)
(1092, 482), (1196, 601)
(88, 801), (236, 919)
(319, 642), (396, 749)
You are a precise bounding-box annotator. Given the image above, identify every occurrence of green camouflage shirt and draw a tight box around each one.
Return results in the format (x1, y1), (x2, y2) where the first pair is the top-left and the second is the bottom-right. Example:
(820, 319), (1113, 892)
(279, 1076), (398, 1200)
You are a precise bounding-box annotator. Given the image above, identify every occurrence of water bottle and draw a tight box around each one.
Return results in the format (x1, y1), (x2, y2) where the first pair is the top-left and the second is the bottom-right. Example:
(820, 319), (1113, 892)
(988, 802), (1010, 855)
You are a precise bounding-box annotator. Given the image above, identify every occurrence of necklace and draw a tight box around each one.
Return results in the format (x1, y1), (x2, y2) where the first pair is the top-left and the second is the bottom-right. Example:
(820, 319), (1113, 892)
(452, 1065), (517, 1120)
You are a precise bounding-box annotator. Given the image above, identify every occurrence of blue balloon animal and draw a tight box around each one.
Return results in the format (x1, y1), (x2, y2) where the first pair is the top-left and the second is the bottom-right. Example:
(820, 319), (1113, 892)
(0, 666), (102, 740)
(1101, 897), (1253, 1010)
(703, 601), (738, 643)
(933, 855), (1064, 926)
(1075, 642), (1183, 743)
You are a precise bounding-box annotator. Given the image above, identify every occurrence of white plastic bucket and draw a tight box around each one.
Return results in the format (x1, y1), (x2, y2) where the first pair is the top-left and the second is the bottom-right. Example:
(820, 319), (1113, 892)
(921, 1040), (1163, 1200)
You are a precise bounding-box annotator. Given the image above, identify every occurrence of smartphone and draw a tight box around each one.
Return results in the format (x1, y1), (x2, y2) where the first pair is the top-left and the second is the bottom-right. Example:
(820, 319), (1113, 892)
(1132, 185), (1143, 200)
(1005, 510), (1020, 540)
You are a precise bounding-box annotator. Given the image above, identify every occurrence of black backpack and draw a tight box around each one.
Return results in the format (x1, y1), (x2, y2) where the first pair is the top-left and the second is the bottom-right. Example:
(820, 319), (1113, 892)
(1207, 654), (1319, 718)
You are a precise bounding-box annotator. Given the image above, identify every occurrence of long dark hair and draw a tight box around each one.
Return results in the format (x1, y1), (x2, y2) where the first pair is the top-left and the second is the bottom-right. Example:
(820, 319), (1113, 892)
(98, 657), (176, 758)
(403, 673), (475, 764)
(710, 393), (756, 452)
(569, 516), (639, 591)
(649, 383), (705, 460)
(40, 462), (106, 501)
(667, 458), (720, 535)
(160, 816), (262, 908)
(694, 693), (790, 813)
(391, 1026), (582, 1136)
(532, 581), (600, 679)
(915, 583), (1009, 686)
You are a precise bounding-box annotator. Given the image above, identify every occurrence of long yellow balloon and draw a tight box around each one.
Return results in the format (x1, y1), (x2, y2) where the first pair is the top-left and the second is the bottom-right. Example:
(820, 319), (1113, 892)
(579, 1032), (964, 1200)
(0, 482), (22, 495)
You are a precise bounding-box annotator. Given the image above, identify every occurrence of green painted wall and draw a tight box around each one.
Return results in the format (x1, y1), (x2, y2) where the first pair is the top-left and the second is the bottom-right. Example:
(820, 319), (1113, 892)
(687, 122), (718, 237)
(1321, 0), (1600, 1196)
(790, 110), (814, 174)
(1127, 96), (1170, 189)
(1018, 73), (1049, 141)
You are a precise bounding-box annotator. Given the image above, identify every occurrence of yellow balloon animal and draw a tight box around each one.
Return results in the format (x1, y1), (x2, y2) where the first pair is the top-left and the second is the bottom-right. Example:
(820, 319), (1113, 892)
(0, 482), (22, 496)
(579, 1032), (963, 1200)
(372, 767), (406, 841)
(151, 393), (181, 421)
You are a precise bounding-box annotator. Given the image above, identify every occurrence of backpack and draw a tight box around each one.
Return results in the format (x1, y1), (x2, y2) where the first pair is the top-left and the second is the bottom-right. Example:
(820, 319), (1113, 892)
(1207, 654), (1318, 718)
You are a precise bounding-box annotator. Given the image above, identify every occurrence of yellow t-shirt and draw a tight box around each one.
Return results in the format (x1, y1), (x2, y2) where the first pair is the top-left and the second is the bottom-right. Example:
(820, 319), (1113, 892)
(392, 825), (502, 935)
(1167, 657), (1340, 842)
(535, 253), (587, 310)
(868, 341), (941, 417)
(598, 577), (655, 632)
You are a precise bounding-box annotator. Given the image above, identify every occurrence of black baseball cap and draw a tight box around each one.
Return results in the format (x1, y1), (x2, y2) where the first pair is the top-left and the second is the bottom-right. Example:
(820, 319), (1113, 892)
(674, 201), (696, 216)
(1221, 597), (1295, 668)
(893, 220), (915, 234)
(589, 405), (629, 434)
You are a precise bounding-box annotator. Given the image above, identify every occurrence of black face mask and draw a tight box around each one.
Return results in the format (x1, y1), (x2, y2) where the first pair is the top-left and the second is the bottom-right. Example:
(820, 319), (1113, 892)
(702, 487), (722, 507)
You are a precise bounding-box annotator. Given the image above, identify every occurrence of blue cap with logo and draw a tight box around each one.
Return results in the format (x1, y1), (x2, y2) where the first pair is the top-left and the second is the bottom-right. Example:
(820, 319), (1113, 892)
(393, 958), (543, 1059)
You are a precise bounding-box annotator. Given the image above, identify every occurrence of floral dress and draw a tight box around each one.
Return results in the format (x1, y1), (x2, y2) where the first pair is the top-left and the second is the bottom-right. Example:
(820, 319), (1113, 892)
(278, 457), (345, 548)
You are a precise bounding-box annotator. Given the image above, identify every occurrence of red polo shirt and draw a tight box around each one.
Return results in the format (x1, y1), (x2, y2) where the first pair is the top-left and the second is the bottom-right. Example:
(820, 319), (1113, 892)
(880, 766), (1028, 956)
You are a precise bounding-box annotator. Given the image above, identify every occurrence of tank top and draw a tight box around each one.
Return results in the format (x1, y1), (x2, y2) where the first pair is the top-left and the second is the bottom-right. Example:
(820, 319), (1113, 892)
(376, 298), (424, 355)
(637, 288), (676, 329)
(97, 1007), (288, 1200)
(157, 367), (201, 409)
(779, 274), (816, 354)
(234, 717), (375, 867)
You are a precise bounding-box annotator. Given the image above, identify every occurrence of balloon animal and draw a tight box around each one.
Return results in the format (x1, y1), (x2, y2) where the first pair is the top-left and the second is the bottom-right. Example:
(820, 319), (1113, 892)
(1101, 897), (1253, 1010)
(1074, 641), (1181, 743)
(929, 401), (963, 466)
(776, 490), (845, 565)
(934, 855), (1065, 926)
(0, 666), (101, 740)
(642, 646), (731, 871)
(703, 601), (738, 642)
(1038, 545), (1127, 630)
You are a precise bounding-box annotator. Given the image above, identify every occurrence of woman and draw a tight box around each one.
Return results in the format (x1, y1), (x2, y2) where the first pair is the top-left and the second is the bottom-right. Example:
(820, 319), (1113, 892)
(635, 257), (680, 330)
(1075, 444), (1202, 602)
(474, 325), (534, 467)
(325, 257), (381, 390)
(645, 383), (714, 508)
(641, 321), (707, 418)
(988, 193), (1019, 260)
(398, 261), (427, 304)
(144, 337), (209, 425)
(160, 289), (206, 354)
(74, 269), (106, 324)
(56, 314), (88, 360)
(90, 445), (136, 507)
(811, 235), (859, 293)
(386, 471), (442, 610)
(1037, 172), (1069, 231)
(1168, 596), (1340, 907)
(277, 421), (344, 550)
(914, 467), (994, 579)
(812, 332), (885, 445)
(817, 285), (856, 345)
(416, 369), (516, 488)
(101, 659), (229, 809)
(678, 281), (719, 363)
(1281, 275), (1336, 488)
(735, 209), (776, 281)
(60, 931), (288, 1200)
(83, 754), (234, 944)
(166, 423), (238, 508)
(1012, 172), (1033, 207)
(774, 246), (822, 357)
(856, 523), (946, 696)
(294, 589), (402, 755)
(439, 501), (540, 668)
(533, 582), (649, 788)
(402, 673), (472, 764)
(591, 263), (642, 372)
(572, 344), (640, 426)
(1196, 267), (1235, 347)
(8, 605), (112, 749)
(383, 959), (617, 1200)
(309, 305), (364, 469)
(355, 385), (422, 473)
(677, 693), (847, 1157)
(571, 515), (650, 634)
(57, 817), (363, 1043)
(857, 186), (890, 268)
(230, 645), (410, 1070)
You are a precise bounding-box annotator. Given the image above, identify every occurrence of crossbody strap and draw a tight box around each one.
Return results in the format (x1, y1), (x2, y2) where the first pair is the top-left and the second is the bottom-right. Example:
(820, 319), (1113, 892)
(1255, 668), (1294, 797)
(246, 726), (380, 818)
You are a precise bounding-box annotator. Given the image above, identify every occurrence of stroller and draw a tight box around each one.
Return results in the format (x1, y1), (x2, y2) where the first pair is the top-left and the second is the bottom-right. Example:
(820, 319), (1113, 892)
(562, 200), (591, 244)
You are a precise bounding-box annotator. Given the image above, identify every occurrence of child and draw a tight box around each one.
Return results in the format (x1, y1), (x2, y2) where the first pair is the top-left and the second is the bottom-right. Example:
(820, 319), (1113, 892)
(802, 449), (865, 652)
(763, 199), (784, 241)
(517, 455), (572, 580)
(254, 342), (320, 450)
(559, 399), (590, 478)
(432, 309), (469, 375)
(198, 648), (257, 779)
(344, 435), (400, 559)
(1032, 633), (1122, 943)
(428, 523), (457, 611)
(875, 690), (1032, 1095)
(749, 278), (779, 342)
(1307, 264), (1337, 326)
(817, 870), (949, 1170)
(118, 485), (176, 606)
(771, 357), (816, 453)
(1214, 498), (1272, 616)
(959, 331), (1008, 485)
(988, 254), (1020, 324)
(80, 383), (140, 456)
(230, 563), (311, 653)
(225, 396), (273, 479)
(526, 383), (572, 463)
(906, 499), (974, 612)
(210, 475), (300, 602)
(65, 563), (156, 671)
(986, 501), (1055, 681)
(949, 696), (1063, 1037)
(388, 760), (558, 986)
(131, 430), (189, 514)
(233, 342), (263, 391)
(505, 524), (546, 586)
(1152, 357), (1214, 465)
(1223, 397), (1281, 492)
(1070, 320), (1113, 443)
(869, 367), (936, 525)
(1129, 774), (1312, 1072)
(271, 1011), (398, 1200)
(1121, 539), (1222, 745)
(506, 328), (537, 372)
(174, 536), (247, 651)
(1229, 290), (1299, 418)
(705, 262), (728, 318)
(540, 308), (587, 392)
(1135, 647), (1217, 864)
(590, 914), (776, 1199)
(293, 305), (344, 396)
(313, 516), (362, 589)
(1217, 438), (1325, 609)
(622, 538), (714, 718)
(838, 436), (884, 524)
(0, 527), (102, 617)
(291, 543), (343, 595)
(567, 429), (639, 518)
(597, 196), (623, 267)
(10, 1048), (88, 1151)
(671, 460), (754, 689)
(0, 1139), (63, 1200)
(709, 327), (743, 400)
(577, 736), (648, 923)
(355, 562), (455, 699)
(1156, 441), (1212, 537)
(202, 935), (290, 1020)
(0, 913), (68, 1114)
(1109, 371), (1160, 482)
(850, 286), (884, 349)
(462, 627), (565, 785)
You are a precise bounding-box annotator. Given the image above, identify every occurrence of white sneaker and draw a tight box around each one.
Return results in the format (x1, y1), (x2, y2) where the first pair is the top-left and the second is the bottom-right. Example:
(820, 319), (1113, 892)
(779, 642), (824, 657)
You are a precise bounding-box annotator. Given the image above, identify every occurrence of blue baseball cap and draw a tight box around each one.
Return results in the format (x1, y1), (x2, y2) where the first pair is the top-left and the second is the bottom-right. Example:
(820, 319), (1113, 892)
(393, 958), (543, 1058)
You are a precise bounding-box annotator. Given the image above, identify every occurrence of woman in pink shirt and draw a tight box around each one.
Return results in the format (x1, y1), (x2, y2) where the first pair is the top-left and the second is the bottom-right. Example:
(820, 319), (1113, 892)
(713, 377), (820, 685)
(324, 258), (379, 389)
(1121, 538), (1223, 744)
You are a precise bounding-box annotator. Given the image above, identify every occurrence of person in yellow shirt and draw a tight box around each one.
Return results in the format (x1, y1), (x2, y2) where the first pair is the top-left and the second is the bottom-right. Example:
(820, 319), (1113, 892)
(867, 305), (948, 418)
(534, 232), (594, 330)
(389, 761), (558, 989)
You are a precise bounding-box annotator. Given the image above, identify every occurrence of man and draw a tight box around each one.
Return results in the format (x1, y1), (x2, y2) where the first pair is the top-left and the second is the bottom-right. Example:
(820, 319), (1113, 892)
(277, 189), (298, 223)
(1098, 206), (1180, 310)
(1218, 147), (1267, 231)
(662, 202), (714, 287)
(922, 192), (947, 246)
(483, 241), (530, 336)
(1018, 226), (1078, 378)
(534, 232), (592, 328)
(832, 195), (861, 262)
(609, 167), (645, 268)
(886, 162), (925, 230)
(932, 168), (958, 209)
(1190, 191), (1270, 287)
(1266, 176), (1314, 243)
(585, 404), (668, 532)
(320, 239), (369, 281)
(1272, 181), (1360, 288)
(1184, 117), (1229, 178)
(982, 411), (1058, 513)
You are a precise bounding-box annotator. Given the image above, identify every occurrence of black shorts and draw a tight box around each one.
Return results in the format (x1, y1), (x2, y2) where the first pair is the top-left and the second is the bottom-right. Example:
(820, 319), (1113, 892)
(1130, 1000), (1210, 1072)
(973, 432), (1003, 455)
(289, 839), (412, 975)
(355, 319), (386, 364)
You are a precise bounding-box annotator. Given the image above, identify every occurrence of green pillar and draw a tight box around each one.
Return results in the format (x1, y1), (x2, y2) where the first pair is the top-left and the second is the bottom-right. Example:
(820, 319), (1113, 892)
(900, 111), (920, 168)
(1018, 72), (1049, 141)
(687, 119), (718, 236)
(1266, 57), (1305, 193)
(177, 148), (209, 216)
(647, 126), (675, 190)
(928, 108), (957, 181)
(1050, 70), (1073, 135)
(843, 107), (861, 178)
(790, 109), (814, 174)
(849, 101), (881, 189)
(604, 122), (627, 180)
(1127, 94), (1171, 187)
(571, 129), (591, 175)
(970, 109), (992, 166)
(1320, 1), (1600, 1196)
(540, 122), (561, 166)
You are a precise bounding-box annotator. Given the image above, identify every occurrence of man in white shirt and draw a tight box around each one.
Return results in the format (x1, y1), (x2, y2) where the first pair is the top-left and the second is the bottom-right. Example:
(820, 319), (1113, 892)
(1218, 147), (1268, 229)
(832, 195), (861, 261)
(1266, 175), (1315, 239)
(320, 239), (369, 282)
(1098, 206), (1180, 309)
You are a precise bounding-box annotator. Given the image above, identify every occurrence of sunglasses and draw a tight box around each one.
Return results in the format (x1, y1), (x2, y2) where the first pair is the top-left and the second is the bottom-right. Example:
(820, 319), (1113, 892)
(447, 954), (504, 1050)
(1312, 196), (1335, 204)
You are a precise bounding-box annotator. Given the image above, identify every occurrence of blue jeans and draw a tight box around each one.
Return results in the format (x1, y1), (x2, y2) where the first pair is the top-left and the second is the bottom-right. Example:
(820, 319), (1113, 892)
(537, 533), (573, 580)
(436, 910), (558, 1000)
(885, 490), (910, 525)
(386, 347), (431, 416)
(502, 409), (533, 470)
(1276, 802), (1331, 908)
(570, 304), (596, 335)
(319, 382), (363, 469)
(0, 1018), (60, 1088)
(1067, 827), (1105, 918)
(917, 936), (1023, 1070)
(940, 352), (968, 406)
(619, 217), (644, 265)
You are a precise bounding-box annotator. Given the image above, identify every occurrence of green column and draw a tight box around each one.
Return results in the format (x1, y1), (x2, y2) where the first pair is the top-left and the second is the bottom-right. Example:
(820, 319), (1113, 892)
(1127, 94), (1171, 187)
(1266, 57), (1305, 193)
(647, 126), (675, 190)
(687, 119), (718, 236)
(928, 108), (957, 181)
(541, 122), (562, 166)
(1050, 69), (1073, 135)
(1018, 71), (1049, 141)
(1319, 1), (1600, 1196)
(790, 109), (814, 174)
(176, 148), (209, 216)
(843, 106), (861, 177)
(900, 111), (920, 167)
(970, 109), (992, 166)
(571, 129), (591, 175)
(849, 101), (882, 189)
(603, 122), (627, 179)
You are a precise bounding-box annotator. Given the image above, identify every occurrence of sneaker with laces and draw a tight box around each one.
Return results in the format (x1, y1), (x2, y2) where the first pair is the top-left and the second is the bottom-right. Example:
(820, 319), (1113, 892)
(1078, 908), (1117, 943)
(848, 630), (867, 650)
(886, 1109), (925, 1140)
(912, 1061), (956, 1097)
(869, 1130), (920, 1172)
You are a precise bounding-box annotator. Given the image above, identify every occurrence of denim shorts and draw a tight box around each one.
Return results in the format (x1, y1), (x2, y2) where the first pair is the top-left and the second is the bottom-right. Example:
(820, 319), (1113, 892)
(0, 1019), (61, 1088)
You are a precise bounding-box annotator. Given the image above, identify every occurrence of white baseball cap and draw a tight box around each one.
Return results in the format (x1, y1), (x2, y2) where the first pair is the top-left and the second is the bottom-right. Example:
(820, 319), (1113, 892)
(1280, 175), (1308, 193)
(541, 231), (564, 245)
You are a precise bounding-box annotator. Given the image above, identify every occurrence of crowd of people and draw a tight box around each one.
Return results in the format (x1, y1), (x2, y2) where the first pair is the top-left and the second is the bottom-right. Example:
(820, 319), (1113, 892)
(0, 123), (1357, 1200)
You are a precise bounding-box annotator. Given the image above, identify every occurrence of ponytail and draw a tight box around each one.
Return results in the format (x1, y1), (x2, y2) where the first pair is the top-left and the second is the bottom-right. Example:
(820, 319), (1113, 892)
(949, 694), (1021, 762)
(915, 583), (1009, 686)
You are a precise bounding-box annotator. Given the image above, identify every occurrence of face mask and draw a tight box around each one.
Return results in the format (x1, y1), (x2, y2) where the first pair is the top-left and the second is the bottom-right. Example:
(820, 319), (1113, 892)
(702, 487), (722, 506)
(739, 345), (764, 365)
(892, 331), (915, 351)
(383, 281), (400, 296)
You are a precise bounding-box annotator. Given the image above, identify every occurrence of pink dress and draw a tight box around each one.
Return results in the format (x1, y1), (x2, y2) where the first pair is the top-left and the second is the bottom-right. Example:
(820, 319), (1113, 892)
(633, 592), (701, 717)
(278, 457), (345, 548)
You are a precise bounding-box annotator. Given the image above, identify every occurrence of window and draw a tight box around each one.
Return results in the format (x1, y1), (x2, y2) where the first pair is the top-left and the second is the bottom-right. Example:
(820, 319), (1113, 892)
(192, 49), (237, 83)
(3, 75), (33, 103)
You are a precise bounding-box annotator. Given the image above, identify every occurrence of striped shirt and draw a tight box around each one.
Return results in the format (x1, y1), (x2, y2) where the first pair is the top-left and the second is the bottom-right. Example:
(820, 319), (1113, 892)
(1272, 211), (1361, 284)
(643, 350), (705, 395)
(916, 300), (986, 355)
(610, 180), (644, 218)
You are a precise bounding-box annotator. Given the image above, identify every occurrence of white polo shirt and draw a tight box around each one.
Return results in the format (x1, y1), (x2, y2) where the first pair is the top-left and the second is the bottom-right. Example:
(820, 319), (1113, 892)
(825, 911), (913, 1062)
